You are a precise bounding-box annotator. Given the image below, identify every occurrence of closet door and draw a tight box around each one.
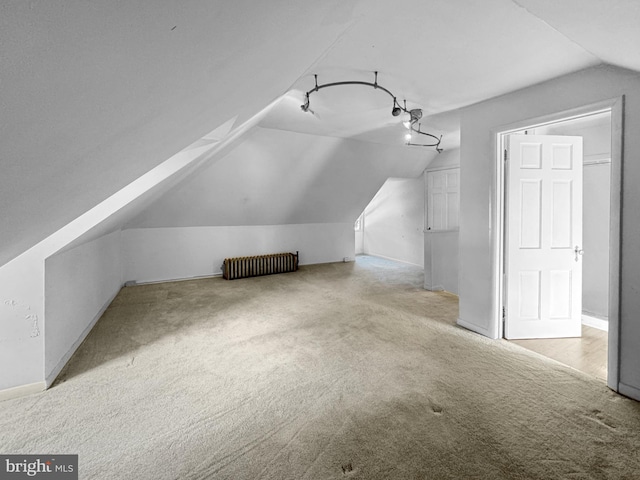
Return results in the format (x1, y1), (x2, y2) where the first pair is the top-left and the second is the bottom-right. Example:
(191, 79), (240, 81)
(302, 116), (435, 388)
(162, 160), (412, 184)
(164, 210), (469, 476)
(427, 169), (459, 231)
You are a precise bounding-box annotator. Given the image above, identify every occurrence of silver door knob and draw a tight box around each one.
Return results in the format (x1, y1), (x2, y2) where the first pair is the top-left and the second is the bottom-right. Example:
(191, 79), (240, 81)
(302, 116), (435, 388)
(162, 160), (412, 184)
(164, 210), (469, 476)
(574, 246), (584, 262)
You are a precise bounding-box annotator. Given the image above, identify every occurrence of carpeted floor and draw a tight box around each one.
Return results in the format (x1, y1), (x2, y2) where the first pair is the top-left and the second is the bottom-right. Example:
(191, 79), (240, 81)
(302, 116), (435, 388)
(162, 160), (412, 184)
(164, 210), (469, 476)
(1, 255), (640, 479)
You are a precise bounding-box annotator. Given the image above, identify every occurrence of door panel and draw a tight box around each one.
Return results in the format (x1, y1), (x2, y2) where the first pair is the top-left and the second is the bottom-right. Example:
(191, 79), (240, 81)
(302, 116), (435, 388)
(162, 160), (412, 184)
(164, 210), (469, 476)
(520, 179), (542, 248)
(551, 180), (573, 247)
(505, 135), (583, 339)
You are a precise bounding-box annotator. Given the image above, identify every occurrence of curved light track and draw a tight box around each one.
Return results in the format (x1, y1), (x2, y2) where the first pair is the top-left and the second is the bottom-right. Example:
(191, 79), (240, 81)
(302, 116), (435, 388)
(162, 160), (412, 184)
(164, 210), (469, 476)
(301, 71), (442, 152)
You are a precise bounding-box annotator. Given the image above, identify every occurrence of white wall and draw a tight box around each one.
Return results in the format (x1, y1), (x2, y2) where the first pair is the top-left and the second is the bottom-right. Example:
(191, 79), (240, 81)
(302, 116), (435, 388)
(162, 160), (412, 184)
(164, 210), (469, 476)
(424, 232), (459, 294)
(355, 227), (365, 255)
(122, 223), (354, 284)
(361, 178), (424, 267)
(0, 253), (45, 391)
(44, 231), (123, 385)
(458, 65), (640, 399)
(582, 163), (611, 318)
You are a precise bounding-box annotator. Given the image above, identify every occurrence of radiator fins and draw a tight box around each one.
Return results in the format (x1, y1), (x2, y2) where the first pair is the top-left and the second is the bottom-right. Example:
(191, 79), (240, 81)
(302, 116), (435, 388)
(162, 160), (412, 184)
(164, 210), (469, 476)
(222, 252), (299, 280)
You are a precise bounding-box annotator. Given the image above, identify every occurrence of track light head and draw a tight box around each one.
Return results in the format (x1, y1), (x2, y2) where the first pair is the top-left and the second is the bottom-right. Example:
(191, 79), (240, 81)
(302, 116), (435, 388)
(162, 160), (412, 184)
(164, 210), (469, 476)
(391, 97), (403, 116)
(301, 93), (310, 112)
(409, 108), (423, 122)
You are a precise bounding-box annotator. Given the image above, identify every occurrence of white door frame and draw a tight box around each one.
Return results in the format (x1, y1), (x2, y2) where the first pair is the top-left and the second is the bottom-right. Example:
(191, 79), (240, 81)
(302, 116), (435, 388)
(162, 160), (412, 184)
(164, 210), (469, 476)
(490, 97), (624, 392)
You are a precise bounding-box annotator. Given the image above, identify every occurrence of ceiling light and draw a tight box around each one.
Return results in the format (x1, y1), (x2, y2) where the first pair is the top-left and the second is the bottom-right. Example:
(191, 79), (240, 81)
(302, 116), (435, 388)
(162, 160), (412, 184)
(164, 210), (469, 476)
(300, 71), (443, 152)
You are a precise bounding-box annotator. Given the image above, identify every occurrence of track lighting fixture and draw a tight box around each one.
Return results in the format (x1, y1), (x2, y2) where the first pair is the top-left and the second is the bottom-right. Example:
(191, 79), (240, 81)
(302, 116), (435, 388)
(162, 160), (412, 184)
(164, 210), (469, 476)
(300, 71), (442, 152)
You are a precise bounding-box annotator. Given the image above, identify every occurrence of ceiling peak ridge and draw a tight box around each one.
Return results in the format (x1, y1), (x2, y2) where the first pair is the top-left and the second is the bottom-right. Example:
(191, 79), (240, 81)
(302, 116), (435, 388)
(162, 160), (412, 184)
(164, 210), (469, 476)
(509, 0), (602, 64)
(285, 20), (360, 95)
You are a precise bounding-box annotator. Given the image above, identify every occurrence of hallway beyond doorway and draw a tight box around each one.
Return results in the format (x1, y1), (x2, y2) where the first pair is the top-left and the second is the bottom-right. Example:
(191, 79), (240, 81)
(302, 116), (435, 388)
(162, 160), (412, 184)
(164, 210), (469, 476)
(508, 325), (607, 381)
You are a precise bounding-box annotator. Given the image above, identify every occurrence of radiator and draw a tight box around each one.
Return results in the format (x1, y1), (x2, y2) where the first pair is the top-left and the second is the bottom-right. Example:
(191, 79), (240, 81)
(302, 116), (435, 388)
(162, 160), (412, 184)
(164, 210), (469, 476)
(222, 251), (299, 280)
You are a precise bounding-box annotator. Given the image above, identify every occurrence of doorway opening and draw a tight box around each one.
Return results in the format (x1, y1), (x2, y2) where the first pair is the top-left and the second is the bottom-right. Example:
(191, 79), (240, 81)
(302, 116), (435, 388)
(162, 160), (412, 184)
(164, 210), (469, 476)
(492, 98), (623, 390)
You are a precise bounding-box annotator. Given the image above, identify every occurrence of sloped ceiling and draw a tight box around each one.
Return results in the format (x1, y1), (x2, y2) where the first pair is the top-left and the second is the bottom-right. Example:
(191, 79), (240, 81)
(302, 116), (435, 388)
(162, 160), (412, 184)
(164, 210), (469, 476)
(513, 0), (640, 72)
(125, 127), (432, 229)
(2, 0), (639, 266)
(0, 0), (352, 266)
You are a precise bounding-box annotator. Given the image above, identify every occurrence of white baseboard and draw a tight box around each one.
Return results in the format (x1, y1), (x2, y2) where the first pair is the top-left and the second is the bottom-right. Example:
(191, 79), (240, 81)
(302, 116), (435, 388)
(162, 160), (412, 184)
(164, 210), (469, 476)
(45, 288), (120, 387)
(618, 382), (640, 402)
(0, 382), (46, 402)
(457, 318), (497, 339)
(582, 314), (608, 332)
(424, 284), (444, 292)
(132, 272), (223, 286)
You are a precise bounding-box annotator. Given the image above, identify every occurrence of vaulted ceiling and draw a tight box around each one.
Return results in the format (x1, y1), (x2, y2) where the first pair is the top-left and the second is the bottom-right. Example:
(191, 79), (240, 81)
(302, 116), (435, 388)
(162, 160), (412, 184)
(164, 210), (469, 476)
(1, 0), (639, 266)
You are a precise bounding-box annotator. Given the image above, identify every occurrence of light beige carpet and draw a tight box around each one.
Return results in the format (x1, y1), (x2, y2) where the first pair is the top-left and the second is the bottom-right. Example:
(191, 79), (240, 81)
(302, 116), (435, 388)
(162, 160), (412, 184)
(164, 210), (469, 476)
(2, 255), (640, 479)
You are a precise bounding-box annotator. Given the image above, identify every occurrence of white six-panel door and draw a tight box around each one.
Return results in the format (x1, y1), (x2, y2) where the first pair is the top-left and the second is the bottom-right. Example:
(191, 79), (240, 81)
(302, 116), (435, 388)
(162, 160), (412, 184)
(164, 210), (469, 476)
(427, 169), (459, 231)
(505, 135), (583, 339)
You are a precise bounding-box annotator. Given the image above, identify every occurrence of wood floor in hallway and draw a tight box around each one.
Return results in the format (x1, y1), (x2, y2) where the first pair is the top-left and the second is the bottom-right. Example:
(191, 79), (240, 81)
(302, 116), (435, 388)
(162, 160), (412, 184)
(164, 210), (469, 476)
(508, 325), (608, 381)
